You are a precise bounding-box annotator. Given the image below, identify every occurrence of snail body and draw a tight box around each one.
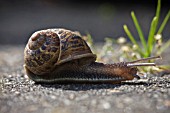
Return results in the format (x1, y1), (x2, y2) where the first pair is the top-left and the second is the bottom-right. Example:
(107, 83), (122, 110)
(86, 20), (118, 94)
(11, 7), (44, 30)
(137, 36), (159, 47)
(24, 28), (158, 83)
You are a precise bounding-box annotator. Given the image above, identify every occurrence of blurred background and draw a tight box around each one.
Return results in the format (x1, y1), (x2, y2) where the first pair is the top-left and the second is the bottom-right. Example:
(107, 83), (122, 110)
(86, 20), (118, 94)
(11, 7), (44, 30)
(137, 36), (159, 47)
(0, 0), (169, 45)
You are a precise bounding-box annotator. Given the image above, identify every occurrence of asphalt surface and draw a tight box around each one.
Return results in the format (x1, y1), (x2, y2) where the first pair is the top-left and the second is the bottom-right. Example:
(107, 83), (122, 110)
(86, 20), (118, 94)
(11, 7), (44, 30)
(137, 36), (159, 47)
(0, 45), (170, 113)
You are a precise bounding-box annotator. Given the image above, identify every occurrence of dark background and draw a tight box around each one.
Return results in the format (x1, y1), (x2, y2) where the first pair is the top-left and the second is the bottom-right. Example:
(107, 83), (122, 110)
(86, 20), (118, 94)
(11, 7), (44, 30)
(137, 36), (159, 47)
(0, 0), (169, 44)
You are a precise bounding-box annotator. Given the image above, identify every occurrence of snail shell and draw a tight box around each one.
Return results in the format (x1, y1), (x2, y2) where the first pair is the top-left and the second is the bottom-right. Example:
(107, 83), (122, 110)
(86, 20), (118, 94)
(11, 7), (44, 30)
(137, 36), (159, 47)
(24, 28), (158, 83)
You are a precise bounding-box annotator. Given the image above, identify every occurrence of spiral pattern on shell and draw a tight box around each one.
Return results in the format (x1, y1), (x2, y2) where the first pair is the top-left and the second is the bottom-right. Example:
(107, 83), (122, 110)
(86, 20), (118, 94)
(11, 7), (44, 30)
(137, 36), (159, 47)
(24, 28), (96, 75)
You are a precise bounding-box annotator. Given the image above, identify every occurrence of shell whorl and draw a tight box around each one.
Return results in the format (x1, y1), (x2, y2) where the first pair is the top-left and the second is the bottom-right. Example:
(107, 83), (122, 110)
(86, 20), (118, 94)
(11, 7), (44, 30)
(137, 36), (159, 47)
(24, 28), (96, 75)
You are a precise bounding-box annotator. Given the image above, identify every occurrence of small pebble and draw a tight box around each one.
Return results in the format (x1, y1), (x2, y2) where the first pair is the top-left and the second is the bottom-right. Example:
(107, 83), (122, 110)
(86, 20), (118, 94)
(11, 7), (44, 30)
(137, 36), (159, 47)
(102, 101), (111, 109)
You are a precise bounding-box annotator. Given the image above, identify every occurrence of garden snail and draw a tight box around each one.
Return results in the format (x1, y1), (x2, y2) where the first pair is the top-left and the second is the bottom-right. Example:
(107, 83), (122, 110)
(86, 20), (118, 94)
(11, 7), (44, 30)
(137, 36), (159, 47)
(24, 28), (160, 83)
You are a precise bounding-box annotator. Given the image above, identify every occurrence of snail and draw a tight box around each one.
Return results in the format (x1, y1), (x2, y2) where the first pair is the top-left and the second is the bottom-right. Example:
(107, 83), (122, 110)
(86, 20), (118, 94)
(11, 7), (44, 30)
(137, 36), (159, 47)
(24, 28), (160, 84)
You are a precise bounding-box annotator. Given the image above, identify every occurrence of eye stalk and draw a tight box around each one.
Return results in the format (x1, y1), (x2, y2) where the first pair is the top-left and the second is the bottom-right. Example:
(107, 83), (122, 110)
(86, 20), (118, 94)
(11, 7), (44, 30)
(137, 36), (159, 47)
(126, 56), (161, 67)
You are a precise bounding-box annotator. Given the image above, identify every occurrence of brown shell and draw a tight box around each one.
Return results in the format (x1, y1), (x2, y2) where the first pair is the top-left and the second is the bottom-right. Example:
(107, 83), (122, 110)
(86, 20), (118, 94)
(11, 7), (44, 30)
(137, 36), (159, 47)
(24, 28), (96, 75)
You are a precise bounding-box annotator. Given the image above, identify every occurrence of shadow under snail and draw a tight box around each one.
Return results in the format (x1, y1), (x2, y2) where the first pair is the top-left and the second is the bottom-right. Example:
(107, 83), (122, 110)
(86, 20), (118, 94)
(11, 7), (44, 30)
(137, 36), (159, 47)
(24, 28), (160, 84)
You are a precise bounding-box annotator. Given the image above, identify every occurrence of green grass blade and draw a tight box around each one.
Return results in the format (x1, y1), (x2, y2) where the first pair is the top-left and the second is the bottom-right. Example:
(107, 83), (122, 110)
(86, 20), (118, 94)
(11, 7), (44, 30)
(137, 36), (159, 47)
(147, 17), (158, 56)
(156, 0), (161, 17)
(123, 25), (144, 56)
(157, 10), (170, 34)
(123, 25), (137, 45)
(131, 11), (147, 51)
(155, 0), (161, 29)
(146, 0), (161, 57)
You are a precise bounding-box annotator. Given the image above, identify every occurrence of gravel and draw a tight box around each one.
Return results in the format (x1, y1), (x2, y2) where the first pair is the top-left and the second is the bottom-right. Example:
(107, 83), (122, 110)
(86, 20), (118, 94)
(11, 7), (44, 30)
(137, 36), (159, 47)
(0, 45), (170, 113)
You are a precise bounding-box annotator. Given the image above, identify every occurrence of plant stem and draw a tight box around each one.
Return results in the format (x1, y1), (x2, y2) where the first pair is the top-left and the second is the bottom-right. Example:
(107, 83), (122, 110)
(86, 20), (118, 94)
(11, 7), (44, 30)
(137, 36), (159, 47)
(123, 25), (138, 45)
(147, 17), (158, 56)
(131, 11), (147, 52)
(155, 0), (161, 30)
(123, 25), (143, 56)
(157, 10), (170, 34)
